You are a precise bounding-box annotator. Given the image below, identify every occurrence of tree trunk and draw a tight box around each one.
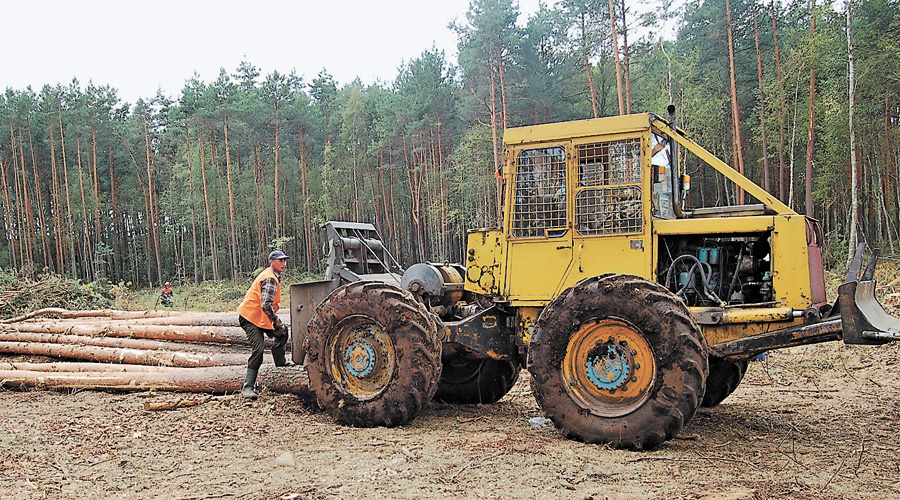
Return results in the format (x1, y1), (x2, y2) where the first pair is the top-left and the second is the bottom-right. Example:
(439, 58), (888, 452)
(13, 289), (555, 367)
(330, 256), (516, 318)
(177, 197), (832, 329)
(299, 124), (313, 272)
(0, 364), (311, 395)
(402, 135), (425, 262)
(846, 2), (858, 267)
(771, 0), (789, 202)
(753, 3), (771, 193)
(1, 307), (267, 325)
(609, 0), (625, 116)
(144, 117), (162, 285)
(122, 135), (153, 285)
(14, 129), (36, 271)
(618, 0), (632, 114)
(7, 321), (250, 344)
(584, 54), (599, 119)
(0, 330), (239, 354)
(805, 0), (817, 217)
(498, 47), (509, 131)
(789, 74), (802, 208)
(75, 137), (94, 281)
(0, 155), (15, 270)
(0, 340), (247, 367)
(223, 114), (240, 279)
(580, 11), (600, 119)
(48, 127), (65, 273)
(274, 110), (281, 240)
(7, 129), (28, 269)
(185, 127), (199, 283)
(109, 147), (125, 281)
(725, 0), (746, 204)
(91, 124), (105, 279)
(26, 117), (52, 272)
(199, 133), (219, 281)
(253, 146), (266, 259)
(58, 108), (77, 277)
(0, 361), (181, 372)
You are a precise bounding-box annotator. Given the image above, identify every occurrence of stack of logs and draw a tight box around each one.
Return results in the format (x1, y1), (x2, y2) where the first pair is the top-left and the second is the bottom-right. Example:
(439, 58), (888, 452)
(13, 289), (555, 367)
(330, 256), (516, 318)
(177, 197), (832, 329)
(0, 308), (311, 396)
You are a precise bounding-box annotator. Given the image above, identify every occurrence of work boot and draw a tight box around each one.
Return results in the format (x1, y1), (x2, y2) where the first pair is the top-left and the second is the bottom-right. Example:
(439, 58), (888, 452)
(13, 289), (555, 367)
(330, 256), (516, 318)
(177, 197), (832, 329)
(241, 368), (259, 400)
(272, 334), (290, 367)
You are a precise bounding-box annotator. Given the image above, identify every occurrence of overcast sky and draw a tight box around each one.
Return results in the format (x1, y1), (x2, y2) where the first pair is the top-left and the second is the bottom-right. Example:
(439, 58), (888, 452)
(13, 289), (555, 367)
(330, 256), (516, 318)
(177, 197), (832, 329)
(3, 0), (545, 105)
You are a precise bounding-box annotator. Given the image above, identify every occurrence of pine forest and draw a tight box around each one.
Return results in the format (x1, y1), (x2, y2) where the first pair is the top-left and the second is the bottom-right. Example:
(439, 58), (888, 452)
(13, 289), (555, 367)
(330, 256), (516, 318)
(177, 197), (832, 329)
(1, 0), (898, 287)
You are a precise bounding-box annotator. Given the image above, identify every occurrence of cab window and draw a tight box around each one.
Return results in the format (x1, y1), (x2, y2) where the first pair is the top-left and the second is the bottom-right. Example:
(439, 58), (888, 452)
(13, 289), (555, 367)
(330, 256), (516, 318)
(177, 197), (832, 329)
(574, 138), (643, 236)
(511, 146), (567, 238)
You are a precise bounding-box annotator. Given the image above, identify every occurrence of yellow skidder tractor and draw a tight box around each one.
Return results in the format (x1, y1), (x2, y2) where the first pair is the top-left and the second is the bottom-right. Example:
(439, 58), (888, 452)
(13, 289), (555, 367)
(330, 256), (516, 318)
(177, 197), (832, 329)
(291, 108), (900, 450)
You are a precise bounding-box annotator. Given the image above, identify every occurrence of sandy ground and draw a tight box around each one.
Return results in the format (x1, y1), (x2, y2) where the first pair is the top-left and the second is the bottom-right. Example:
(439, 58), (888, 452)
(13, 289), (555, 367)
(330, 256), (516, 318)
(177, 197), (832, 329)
(1, 339), (898, 500)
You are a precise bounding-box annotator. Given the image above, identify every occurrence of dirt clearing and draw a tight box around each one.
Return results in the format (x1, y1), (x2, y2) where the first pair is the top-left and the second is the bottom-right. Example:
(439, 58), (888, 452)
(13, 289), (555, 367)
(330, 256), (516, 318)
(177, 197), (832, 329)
(1, 340), (898, 500)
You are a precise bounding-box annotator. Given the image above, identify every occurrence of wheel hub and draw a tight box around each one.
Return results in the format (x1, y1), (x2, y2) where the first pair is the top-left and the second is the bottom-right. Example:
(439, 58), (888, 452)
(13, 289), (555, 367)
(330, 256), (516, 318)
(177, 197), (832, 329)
(563, 318), (656, 417)
(584, 344), (634, 391)
(344, 340), (377, 378)
(329, 316), (396, 399)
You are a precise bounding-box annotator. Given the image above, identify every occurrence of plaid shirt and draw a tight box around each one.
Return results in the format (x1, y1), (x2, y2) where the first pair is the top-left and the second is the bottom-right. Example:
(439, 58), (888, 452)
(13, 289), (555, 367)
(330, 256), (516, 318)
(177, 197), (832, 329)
(259, 271), (281, 327)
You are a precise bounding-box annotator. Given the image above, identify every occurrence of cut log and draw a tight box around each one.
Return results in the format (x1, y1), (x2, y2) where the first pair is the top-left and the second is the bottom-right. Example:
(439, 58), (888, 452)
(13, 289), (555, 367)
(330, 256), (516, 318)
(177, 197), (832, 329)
(0, 341), (249, 367)
(0, 307), (305, 397)
(1, 308), (187, 323)
(113, 315), (242, 327)
(2, 308), (288, 327)
(4, 322), (249, 344)
(117, 312), (288, 326)
(0, 364), (311, 395)
(0, 331), (242, 354)
(0, 361), (195, 372)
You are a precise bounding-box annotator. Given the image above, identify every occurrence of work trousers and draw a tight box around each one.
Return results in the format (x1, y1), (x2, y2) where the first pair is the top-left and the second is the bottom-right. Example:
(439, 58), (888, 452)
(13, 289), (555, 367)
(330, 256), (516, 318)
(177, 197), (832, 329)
(239, 315), (289, 370)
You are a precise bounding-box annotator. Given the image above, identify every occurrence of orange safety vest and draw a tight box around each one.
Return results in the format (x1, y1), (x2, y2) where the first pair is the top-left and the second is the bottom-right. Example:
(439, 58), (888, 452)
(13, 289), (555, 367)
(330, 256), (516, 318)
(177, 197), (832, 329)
(237, 267), (281, 329)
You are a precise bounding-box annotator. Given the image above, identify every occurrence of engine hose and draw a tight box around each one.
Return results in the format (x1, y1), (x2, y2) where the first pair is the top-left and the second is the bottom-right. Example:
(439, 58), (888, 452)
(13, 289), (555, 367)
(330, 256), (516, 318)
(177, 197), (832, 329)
(697, 261), (723, 305)
(718, 247), (726, 298)
(726, 246), (744, 302)
(664, 254), (704, 289)
(666, 255), (723, 305)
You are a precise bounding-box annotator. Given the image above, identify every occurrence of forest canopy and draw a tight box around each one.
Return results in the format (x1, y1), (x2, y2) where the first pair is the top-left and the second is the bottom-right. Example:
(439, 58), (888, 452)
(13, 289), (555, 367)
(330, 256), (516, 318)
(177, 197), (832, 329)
(1, 0), (897, 287)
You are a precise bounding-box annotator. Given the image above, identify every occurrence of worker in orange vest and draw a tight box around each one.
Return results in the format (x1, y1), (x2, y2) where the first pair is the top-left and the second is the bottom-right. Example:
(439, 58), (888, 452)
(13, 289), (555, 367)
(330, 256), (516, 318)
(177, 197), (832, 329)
(160, 282), (174, 307)
(237, 250), (294, 399)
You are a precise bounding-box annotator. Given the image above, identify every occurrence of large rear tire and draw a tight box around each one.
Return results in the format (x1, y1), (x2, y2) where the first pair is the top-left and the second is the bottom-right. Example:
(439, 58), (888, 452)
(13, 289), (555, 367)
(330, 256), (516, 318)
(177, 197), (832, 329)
(306, 281), (441, 427)
(433, 357), (520, 404)
(528, 274), (708, 450)
(701, 357), (749, 408)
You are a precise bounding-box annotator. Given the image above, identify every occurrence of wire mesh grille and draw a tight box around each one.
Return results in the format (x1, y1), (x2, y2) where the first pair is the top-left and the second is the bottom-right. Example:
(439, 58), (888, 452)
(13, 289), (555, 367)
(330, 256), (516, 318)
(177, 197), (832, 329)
(577, 139), (642, 187)
(575, 186), (643, 235)
(511, 146), (567, 238)
(575, 138), (643, 236)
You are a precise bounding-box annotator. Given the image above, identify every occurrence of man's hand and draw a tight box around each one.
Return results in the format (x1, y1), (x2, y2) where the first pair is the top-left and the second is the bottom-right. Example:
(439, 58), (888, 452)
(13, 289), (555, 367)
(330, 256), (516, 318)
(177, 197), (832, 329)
(273, 322), (287, 338)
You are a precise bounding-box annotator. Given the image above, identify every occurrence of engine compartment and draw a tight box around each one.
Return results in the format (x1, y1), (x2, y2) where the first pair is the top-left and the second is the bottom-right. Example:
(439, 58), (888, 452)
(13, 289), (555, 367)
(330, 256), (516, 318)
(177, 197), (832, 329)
(657, 232), (773, 307)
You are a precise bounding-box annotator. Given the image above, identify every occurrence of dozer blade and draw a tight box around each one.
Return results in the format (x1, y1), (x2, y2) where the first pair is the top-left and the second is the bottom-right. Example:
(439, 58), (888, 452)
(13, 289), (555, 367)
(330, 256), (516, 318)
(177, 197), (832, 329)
(838, 243), (900, 344)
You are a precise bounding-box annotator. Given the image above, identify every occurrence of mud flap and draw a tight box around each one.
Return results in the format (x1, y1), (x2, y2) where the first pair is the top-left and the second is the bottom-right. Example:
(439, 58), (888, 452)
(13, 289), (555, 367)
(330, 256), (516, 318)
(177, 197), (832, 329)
(290, 279), (340, 364)
(839, 243), (900, 344)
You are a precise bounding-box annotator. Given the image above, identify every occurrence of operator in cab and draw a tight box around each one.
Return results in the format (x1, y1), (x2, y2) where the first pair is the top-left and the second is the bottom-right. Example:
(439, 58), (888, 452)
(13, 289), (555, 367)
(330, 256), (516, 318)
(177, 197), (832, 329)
(237, 250), (294, 400)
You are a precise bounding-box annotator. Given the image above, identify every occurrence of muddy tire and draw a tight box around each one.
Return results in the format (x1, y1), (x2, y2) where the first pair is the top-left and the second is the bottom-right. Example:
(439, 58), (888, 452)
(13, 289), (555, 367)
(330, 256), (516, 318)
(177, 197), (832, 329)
(306, 281), (442, 427)
(433, 357), (520, 404)
(701, 357), (749, 408)
(528, 274), (708, 450)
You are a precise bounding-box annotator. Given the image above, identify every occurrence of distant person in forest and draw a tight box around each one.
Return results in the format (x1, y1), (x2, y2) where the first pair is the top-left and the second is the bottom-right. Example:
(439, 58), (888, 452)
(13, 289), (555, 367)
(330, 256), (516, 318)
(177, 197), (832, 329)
(160, 282), (174, 308)
(237, 250), (294, 400)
